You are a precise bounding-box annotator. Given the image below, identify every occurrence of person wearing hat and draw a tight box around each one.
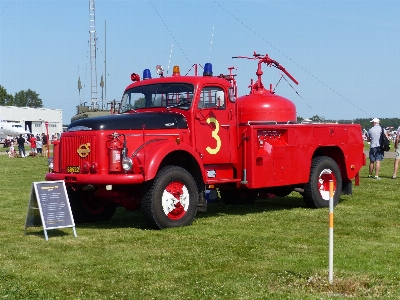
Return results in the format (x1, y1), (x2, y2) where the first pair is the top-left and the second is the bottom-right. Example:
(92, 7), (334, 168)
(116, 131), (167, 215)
(367, 118), (387, 179)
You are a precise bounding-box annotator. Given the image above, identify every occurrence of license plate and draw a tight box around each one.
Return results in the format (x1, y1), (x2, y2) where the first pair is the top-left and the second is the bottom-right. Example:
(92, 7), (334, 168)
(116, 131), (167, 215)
(67, 166), (80, 173)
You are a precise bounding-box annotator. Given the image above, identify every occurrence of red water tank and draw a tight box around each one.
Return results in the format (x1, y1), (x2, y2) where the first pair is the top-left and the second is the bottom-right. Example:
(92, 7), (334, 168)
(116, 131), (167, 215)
(237, 91), (296, 124)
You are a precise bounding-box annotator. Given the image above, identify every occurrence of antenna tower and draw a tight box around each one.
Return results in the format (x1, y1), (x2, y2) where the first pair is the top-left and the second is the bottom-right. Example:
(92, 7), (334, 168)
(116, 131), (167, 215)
(89, 0), (98, 108)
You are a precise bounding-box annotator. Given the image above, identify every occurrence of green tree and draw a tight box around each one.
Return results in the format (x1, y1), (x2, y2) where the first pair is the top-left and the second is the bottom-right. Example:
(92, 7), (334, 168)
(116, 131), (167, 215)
(0, 85), (14, 106)
(310, 115), (324, 122)
(13, 89), (43, 108)
(133, 97), (145, 109)
(25, 89), (43, 107)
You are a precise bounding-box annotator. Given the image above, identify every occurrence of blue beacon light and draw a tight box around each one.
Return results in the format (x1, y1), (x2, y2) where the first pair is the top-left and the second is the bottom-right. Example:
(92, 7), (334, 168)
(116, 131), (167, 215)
(203, 63), (213, 76)
(143, 69), (152, 80)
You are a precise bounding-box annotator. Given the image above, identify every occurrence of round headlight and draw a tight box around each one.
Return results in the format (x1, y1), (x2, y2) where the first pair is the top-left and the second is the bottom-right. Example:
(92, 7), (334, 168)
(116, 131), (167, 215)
(122, 157), (133, 172)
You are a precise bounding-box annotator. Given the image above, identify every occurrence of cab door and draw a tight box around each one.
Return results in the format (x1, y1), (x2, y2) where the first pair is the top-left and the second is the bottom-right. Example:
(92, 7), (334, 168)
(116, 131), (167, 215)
(194, 86), (234, 164)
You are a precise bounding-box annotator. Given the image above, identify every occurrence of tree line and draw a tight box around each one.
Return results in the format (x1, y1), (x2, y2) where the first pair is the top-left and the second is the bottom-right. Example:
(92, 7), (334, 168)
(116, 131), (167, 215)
(0, 85), (43, 108)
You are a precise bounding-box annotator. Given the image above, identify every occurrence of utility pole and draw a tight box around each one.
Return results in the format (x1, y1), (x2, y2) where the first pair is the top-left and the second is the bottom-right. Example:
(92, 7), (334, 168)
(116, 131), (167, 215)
(100, 75), (104, 109)
(104, 19), (107, 110)
(89, 0), (98, 109)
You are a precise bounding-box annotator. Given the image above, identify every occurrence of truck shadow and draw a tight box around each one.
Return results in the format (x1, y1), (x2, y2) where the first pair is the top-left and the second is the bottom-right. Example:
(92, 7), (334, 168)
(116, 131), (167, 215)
(77, 194), (310, 230)
(197, 195), (308, 219)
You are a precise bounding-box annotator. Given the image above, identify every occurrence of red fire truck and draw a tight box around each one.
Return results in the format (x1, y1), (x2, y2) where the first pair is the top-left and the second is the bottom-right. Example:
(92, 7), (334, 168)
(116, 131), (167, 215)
(46, 52), (365, 229)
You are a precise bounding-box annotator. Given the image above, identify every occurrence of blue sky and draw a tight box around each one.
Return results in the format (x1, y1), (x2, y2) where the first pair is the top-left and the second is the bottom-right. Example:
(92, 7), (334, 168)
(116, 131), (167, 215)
(1, 0), (399, 124)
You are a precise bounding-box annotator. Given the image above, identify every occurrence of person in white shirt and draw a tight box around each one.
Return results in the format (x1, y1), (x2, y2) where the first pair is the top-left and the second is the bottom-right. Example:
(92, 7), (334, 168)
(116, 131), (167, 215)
(36, 139), (43, 157)
(367, 118), (387, 179)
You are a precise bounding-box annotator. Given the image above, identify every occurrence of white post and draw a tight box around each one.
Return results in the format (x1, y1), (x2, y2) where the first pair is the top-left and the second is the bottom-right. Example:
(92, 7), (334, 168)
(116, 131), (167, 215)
(328, 180), (334, 284)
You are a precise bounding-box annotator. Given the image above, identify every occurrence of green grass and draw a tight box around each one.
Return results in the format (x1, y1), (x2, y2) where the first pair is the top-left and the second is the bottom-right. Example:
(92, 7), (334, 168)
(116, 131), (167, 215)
(1, 153), (400, 299)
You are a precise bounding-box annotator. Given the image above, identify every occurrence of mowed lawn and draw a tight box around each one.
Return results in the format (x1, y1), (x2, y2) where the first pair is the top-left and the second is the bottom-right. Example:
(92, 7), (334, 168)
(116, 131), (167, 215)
(0, 150), (399, 299)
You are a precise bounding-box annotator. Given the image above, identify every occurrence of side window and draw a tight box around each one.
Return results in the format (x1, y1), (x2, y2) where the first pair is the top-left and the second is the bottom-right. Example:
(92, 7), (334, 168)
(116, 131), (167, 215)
(198, 87), (225, 109)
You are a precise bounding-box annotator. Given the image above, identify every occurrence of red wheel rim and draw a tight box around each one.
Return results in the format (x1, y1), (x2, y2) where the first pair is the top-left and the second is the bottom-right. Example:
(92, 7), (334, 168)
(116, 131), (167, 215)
(161, 181), (189, 220)
(318, 168), (336, 200)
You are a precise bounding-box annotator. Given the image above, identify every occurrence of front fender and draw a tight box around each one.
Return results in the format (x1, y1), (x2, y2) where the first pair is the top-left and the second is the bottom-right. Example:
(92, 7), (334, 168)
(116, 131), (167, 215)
(138, 140), (205, 182)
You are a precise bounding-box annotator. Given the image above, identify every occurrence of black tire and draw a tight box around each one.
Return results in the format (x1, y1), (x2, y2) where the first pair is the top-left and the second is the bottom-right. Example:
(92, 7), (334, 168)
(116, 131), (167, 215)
(219, 188), (258, 205)
(141, 166), (198, 229)
(303, 156), (342, 208)
(67, 188), (117, 223)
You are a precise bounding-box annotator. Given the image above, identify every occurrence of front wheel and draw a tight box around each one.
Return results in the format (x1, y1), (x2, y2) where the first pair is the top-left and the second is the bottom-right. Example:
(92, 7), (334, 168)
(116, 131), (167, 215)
(141, 166), (198, 229)
(303, 156), (342, 208)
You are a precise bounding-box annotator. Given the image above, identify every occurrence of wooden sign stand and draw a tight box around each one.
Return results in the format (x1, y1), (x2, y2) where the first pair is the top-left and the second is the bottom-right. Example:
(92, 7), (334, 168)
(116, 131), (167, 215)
(25, 181), (77, 241)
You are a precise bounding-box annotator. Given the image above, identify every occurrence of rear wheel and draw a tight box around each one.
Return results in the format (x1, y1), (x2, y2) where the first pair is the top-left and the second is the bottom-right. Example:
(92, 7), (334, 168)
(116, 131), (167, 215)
(141, 166), (198, 229)
(67, 188), (117, 223)
(303, 156), (342, 208)
(219, 188), (258, 205)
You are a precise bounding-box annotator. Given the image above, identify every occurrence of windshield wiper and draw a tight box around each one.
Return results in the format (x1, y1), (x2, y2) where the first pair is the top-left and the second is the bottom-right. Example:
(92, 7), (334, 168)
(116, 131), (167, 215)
(166, 99), (191, 109)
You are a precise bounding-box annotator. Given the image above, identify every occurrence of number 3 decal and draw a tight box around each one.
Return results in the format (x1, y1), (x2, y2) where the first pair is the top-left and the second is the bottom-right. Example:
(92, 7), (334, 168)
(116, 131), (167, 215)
(206, 117), (221, 154)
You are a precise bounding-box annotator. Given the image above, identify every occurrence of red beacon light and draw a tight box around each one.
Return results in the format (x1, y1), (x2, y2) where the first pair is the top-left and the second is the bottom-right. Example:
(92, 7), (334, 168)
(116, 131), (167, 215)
(172, 65), (180, 76)
(130, 73), (140, 82)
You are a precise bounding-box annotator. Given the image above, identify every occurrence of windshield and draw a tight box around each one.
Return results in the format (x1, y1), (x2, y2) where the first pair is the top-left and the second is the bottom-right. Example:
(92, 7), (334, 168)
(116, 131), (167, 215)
(120, 83), (195, 113)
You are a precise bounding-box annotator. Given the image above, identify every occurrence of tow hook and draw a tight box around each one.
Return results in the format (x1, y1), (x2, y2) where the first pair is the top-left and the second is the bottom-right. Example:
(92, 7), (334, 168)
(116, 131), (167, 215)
(82, 184), (95, 191)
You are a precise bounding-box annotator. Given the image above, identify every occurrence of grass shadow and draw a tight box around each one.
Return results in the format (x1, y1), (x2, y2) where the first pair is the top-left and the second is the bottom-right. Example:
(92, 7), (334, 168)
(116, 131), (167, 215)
(24, 228), (75, 240)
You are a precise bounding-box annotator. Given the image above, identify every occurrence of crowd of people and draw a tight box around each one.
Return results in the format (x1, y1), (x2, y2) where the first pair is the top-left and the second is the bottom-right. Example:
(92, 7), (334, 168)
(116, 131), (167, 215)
(2, 133), (49, 158)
